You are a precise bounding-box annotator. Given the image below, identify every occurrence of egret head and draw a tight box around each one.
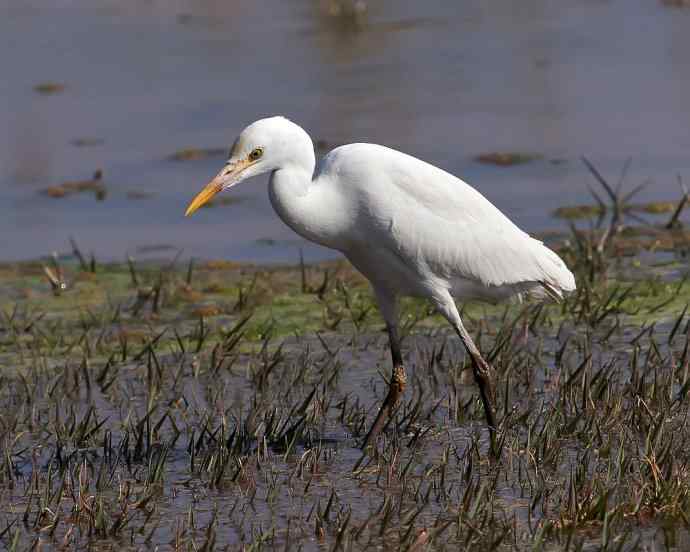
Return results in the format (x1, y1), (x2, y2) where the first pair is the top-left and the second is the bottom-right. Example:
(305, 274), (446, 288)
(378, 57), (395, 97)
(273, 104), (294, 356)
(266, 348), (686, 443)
(185, 116), (314, 216)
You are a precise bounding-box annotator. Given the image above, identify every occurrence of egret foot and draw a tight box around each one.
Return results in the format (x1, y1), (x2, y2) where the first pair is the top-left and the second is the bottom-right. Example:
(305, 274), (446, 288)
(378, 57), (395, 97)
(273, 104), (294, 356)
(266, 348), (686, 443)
(362, 363), (407, 449)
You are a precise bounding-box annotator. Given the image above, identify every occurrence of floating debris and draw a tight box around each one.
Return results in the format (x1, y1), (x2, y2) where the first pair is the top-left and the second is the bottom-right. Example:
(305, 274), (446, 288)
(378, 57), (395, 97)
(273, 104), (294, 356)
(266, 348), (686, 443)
(167, 147), (226, 161)
(255, 237), (277, 246)
(41, 170), (106, 200)
(71, 137), (105, 147)
(475, 152), (542, 166)
(552, 204), (604, 220)
(33, 82), (65, 95)
(638, 201), (677, 214)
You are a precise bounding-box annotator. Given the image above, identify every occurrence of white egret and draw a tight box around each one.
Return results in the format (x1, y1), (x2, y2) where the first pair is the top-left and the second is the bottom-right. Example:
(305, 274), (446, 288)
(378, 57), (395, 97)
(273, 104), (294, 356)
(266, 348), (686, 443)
(185, 116), (576, 447)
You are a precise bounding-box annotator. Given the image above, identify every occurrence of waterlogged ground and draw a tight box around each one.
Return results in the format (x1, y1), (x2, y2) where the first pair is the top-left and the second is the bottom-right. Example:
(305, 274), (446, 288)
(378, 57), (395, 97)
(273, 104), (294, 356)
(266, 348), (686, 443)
(1, 220), (690, 550)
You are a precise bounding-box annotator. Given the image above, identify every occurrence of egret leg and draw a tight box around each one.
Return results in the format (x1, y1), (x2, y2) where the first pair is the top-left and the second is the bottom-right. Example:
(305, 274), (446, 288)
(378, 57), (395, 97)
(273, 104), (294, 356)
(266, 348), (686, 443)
(453, 317), (497, 431)
(362, 322), (406, 449)
(432, 292), (498, 433)
(361, 288), (405, 449)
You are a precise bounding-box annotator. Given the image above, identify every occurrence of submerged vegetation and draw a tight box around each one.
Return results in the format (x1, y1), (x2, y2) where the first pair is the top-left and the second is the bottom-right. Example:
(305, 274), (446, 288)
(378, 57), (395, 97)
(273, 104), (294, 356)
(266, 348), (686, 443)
(41, 170), (106, 200)
(32, 82), (66, 95)
(474, 152), (543, 167)
(1, 165), (690, 550)
(167, 148), (227, 162)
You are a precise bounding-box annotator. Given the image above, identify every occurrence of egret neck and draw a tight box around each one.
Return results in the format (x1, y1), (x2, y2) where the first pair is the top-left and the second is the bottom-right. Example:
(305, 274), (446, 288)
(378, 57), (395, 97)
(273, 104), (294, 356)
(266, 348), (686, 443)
(268, 163), (348, 251)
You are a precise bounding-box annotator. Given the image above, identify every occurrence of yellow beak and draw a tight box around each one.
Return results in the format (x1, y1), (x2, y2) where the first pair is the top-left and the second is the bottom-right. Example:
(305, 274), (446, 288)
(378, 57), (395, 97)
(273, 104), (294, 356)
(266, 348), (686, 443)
(184, 159), (250, 216)
(184, 176), (223, 216)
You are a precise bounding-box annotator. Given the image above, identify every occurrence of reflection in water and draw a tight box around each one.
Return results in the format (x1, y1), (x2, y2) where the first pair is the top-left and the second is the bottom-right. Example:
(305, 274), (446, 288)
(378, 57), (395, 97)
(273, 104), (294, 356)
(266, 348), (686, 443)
(665, 13), (690, 152)
(0, 0), (689, 261)
(7, 107), (56, 185)
(305, 0), (422, 152)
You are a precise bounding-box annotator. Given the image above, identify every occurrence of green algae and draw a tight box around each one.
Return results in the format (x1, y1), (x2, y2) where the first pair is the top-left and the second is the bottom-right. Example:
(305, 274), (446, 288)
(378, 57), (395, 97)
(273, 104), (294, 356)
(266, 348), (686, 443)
(553, 200), (685, 221)
(552, 204), (604, 220)
(1, 244), (689, 364)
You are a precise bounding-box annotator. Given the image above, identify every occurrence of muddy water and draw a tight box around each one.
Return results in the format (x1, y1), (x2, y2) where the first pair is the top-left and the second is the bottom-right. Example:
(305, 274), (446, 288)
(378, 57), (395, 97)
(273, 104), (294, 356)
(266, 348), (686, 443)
(1, 0), (689, 262)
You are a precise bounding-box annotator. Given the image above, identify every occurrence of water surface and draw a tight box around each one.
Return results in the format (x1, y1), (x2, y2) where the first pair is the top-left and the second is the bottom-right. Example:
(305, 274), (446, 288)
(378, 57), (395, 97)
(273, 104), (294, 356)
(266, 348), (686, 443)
(2, 0), (689, 262)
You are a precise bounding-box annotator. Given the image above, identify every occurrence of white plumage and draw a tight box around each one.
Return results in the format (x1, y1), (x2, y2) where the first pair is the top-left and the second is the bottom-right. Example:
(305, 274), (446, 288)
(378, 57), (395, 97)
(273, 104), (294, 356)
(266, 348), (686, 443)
(313, 141), (575, 303)
(185, 116), (576, 446)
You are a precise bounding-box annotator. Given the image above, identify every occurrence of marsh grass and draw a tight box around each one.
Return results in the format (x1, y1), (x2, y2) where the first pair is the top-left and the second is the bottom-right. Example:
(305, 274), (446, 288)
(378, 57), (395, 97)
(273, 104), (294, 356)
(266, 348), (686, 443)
(1, 199), (690, 549)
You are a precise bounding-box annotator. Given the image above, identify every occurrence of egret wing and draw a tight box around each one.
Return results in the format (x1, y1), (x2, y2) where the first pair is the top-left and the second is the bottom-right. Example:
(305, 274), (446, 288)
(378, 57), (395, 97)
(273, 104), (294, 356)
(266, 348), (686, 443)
(324, 144), (575, 293)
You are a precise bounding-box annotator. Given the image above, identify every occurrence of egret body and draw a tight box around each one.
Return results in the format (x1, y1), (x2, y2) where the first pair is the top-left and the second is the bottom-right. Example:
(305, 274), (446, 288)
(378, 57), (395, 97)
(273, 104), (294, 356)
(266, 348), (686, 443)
(185, 116), (576, 447)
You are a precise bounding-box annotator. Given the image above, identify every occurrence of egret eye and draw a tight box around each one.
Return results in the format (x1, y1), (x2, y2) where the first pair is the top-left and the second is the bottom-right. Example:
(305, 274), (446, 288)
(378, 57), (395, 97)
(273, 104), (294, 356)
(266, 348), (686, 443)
(248, 147), (264, 161)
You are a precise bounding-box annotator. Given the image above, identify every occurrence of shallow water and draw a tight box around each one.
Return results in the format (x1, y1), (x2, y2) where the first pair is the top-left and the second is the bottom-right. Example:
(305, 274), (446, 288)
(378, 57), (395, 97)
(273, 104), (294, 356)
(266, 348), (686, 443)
(2, 250), (690, 548)
(2, 0), (690, 263)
